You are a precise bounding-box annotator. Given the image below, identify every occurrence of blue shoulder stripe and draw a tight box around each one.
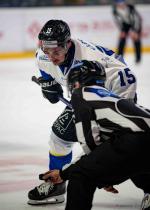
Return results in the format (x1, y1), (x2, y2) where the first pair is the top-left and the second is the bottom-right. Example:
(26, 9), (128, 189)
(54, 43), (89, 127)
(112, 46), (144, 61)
(40, 70), (54, 80)
(96, 45), (127, 65)
(84, 87), (119, 98)
(96, 45), (114, 56)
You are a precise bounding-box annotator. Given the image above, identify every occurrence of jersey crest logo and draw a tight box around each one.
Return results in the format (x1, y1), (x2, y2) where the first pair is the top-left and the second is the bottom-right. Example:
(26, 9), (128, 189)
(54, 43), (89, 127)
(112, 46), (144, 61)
(39, 55), (49, 61)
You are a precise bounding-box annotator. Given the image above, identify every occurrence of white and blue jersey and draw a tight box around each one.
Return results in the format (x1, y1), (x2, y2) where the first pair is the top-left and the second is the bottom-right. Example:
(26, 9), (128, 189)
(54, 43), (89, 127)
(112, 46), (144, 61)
(36, 38), (137, 99)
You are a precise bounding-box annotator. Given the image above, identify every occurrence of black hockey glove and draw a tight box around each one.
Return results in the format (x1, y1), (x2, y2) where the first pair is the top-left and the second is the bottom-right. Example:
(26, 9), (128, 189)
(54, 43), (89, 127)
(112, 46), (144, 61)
(38, 77), (63, 104)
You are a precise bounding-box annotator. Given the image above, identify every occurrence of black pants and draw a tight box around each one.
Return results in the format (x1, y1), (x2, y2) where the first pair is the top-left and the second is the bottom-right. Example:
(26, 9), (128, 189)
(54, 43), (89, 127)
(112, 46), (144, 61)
(117, 24), (142, 63)
(65, 132), (150, 210)
(117, 25), (142, 62)
(118, 36), (141, 63)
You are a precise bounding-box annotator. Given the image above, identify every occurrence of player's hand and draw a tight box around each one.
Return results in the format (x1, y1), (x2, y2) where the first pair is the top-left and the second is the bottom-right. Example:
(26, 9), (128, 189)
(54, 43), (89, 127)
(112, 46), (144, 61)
(103, 186), (119, 194)
(39, 170), (63, 184)
(38, 77), (63, 104)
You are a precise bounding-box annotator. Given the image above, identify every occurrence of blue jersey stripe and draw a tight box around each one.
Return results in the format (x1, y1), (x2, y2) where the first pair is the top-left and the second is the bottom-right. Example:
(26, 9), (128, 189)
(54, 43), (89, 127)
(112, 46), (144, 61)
(96, 45), (114, 56)
(84, 87), (119, 98)
(40, 69), (54, 80)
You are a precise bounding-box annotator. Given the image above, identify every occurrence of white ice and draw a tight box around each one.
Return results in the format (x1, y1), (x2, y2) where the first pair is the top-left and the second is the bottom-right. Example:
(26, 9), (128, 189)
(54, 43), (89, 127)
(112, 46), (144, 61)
(0, 53), (150, 210)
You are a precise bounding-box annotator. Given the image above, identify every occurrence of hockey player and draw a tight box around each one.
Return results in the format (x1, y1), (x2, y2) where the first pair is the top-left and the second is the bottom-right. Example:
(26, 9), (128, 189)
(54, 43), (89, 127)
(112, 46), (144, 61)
(40, 60), (150, 210)
(113, 0), (142, 63)
(28, 19), (137, 205)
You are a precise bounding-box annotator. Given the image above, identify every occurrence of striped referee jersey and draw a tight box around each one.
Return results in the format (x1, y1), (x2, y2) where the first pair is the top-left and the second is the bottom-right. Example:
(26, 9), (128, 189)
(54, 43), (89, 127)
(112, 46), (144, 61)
(71, 85), (150, 153)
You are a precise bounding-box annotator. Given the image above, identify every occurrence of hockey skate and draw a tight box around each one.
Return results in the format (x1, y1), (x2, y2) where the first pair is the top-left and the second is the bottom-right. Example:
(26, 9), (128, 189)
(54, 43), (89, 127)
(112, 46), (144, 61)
(141, 194), (150, 210)
(28, 181), (66, 205)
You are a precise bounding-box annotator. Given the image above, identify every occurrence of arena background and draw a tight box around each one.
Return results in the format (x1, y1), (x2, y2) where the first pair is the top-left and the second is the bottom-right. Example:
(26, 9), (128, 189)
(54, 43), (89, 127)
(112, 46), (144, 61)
(0, 1), (150, 210)
(0, 1), (150, 58)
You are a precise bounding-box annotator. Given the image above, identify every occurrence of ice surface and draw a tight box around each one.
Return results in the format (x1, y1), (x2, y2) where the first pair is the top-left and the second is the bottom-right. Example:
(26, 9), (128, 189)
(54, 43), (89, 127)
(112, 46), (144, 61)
(0, 54), (150, 210)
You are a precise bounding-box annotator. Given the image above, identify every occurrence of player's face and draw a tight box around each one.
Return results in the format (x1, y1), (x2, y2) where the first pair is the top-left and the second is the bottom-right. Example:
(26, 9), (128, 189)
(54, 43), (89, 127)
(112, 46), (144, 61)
(42, 46), (67, 65)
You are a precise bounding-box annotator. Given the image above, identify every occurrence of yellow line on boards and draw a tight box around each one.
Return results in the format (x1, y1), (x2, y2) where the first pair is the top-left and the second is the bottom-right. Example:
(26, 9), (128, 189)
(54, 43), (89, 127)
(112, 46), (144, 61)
(0, 47), (150, 60)
(0, 51), (35, 59)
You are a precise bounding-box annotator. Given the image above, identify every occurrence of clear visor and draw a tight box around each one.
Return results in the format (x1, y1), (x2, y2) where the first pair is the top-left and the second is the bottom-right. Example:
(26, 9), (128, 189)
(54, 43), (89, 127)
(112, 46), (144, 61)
(41, 40), (67, 56)
(41, 40), (59, 48)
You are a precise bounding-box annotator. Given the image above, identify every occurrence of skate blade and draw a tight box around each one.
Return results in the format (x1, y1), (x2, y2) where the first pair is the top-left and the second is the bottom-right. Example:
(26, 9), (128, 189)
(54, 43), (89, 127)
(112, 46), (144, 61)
(27, 195), (65, 205)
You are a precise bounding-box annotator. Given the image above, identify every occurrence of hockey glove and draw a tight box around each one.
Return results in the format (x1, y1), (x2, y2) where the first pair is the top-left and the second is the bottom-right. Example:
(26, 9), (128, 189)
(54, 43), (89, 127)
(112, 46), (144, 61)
(38, 77), (63, 104)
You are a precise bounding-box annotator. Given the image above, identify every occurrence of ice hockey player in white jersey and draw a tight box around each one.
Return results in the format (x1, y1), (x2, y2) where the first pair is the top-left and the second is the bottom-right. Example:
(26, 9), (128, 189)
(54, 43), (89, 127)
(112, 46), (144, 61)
(28, 19), (137, 205)
(39, 60), (150, 210)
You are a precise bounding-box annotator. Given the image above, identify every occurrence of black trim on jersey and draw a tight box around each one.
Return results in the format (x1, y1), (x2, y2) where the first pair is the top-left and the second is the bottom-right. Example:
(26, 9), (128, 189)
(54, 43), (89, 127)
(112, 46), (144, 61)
(117, 99), (150, 118)
(71, 89), (98, 150)
(97, 118), (131, 133)
(127, 117), (150, 131)
(97, 117), (150, 134)
(89, 99), (150, 132)
(117, 99), (150, 131)
(88, 100), (116, 112)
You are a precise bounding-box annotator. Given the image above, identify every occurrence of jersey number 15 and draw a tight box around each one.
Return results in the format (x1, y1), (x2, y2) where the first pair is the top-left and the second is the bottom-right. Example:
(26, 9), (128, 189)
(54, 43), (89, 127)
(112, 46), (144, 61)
(118, 68), (136, 86)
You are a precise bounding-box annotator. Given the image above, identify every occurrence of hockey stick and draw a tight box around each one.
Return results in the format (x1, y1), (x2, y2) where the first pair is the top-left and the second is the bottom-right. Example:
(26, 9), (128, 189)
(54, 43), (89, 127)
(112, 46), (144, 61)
(31, 76), (72, 109)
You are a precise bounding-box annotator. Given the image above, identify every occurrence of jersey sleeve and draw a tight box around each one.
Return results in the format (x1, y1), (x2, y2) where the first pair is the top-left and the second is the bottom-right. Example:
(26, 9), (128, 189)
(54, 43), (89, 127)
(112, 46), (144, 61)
(71, 88), (101, 154)
(105, 67), (137, 100)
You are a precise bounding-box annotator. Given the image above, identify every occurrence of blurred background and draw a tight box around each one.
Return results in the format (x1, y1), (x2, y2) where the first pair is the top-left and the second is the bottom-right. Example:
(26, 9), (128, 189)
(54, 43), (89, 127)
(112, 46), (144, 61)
(0, 2), (150, 209)
(0, 0), (150, 7)
(0, 0), (150, 59)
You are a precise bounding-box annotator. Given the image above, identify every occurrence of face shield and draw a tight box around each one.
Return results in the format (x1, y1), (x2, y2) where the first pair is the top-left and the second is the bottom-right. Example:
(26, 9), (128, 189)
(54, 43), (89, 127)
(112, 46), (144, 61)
(40, 40), (68, 57)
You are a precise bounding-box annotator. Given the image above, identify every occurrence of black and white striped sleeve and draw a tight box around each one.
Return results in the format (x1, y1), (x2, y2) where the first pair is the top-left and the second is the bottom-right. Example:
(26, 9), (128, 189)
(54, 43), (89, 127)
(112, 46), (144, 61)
(71, 88), (101, 153)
